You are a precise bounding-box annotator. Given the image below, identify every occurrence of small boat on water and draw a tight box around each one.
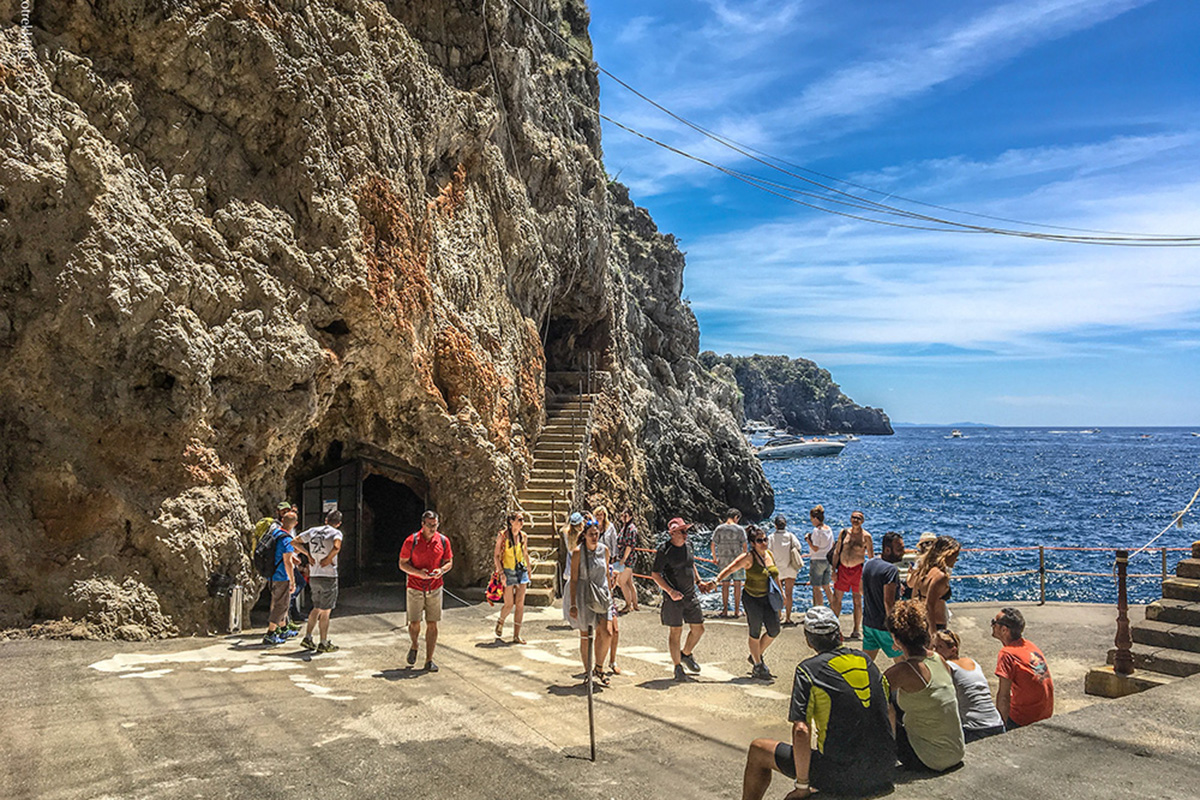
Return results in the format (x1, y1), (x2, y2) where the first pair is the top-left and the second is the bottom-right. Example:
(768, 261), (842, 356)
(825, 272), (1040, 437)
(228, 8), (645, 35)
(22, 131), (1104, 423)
(950, 429), (963, 438)
(756, 436), (846, 459)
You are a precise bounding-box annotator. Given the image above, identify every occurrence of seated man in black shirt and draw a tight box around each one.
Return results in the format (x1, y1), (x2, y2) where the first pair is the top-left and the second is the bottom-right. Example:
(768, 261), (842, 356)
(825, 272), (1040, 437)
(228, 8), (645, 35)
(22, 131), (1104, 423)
(742, 605), (896, 799)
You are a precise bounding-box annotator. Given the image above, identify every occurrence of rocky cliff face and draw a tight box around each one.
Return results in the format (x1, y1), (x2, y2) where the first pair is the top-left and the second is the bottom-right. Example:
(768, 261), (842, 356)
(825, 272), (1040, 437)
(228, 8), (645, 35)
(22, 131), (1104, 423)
(0, 0), (770, 636)
(700, 353), (893, 435)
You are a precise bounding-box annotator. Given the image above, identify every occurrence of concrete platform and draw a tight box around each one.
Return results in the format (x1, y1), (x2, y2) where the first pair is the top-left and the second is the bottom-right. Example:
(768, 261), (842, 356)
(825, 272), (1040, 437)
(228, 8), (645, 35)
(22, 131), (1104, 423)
(2, 594), (1195, 799)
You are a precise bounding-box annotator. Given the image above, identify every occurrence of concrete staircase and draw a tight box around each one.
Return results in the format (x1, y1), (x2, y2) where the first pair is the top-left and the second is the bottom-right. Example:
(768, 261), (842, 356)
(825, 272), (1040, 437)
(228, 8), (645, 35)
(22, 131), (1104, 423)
(516, 394), (596, 607)
(1107, 541), (1200, 678)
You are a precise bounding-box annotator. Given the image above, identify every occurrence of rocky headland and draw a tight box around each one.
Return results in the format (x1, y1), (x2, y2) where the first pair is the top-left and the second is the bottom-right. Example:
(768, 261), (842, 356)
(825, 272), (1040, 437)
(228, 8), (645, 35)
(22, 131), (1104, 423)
(701, 353), (893, 435)
(0, 0), (773, 636)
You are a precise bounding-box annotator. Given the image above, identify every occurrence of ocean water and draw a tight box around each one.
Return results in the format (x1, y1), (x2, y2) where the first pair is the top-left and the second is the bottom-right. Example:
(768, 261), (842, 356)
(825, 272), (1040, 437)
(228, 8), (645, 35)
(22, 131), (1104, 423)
(691, 427), (1200, 606)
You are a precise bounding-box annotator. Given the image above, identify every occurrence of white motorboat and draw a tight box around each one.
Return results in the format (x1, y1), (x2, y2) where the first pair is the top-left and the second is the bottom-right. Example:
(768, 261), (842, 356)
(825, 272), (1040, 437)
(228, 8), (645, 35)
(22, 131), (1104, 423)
(950, 429), (963, 438)
(756, 436), (846, 459)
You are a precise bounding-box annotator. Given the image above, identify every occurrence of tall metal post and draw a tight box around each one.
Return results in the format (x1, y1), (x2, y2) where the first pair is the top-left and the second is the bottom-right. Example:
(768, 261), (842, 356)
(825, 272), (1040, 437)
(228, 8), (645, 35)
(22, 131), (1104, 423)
(1162, 547), (1168, 584)
(586, 623), (596, 762)
(1038, 546), (1046, 606)
(1113, 549), (1134, 676)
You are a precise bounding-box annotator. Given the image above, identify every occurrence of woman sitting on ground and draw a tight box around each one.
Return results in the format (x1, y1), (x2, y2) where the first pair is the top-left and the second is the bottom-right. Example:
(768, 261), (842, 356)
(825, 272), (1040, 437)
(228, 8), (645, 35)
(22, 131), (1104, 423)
(714, 524), (781, 679)
(910, 536), (960, 635)
(884, 600), (965, 772)
(493, 511), (529, 644)
(568, 517), (614, 686)
(932, 629), (1006, 743)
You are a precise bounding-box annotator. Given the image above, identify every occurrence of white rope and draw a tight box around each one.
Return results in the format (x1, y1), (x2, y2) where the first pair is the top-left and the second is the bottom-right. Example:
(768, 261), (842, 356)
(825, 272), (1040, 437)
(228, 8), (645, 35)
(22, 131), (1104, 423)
(1129, 481), (1200, 558)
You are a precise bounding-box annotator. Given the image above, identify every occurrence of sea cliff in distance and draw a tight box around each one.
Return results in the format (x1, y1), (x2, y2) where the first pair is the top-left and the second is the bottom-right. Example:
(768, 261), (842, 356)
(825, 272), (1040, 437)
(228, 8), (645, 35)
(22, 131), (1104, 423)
(700, 353), (893, 435)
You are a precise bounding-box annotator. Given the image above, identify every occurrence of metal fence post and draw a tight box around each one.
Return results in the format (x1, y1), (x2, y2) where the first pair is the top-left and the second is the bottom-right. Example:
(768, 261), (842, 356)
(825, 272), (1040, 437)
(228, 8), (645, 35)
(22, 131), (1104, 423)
(1162, 547), (1168, 584)
(1113, 549), (1134, 676)
(1038, 546), (1046, 605)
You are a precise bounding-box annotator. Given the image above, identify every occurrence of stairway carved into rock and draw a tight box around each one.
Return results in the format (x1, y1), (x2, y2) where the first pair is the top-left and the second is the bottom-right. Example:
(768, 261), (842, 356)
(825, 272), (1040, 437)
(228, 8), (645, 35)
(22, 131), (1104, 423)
(515, 394), (596, 607)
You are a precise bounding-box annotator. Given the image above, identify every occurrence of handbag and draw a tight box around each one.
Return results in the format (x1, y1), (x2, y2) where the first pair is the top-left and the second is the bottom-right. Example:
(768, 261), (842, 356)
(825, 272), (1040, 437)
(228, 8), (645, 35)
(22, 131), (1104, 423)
(485, 570), (505, 605)
(788, 536), (805, 571)
(766, 575), (785, 613)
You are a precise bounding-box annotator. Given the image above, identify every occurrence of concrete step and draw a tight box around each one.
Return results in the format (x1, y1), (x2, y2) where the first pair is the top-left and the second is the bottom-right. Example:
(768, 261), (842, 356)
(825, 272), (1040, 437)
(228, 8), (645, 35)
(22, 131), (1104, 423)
(523, 586), (556, 607)
(1108, 644), (1200, 677)
(1176, 558), (1200, 579)
(1131, 620), (1200, 653)
(531, 444), (582, 456)
(1163, 577), (1200, 602)
(1145, 598), (1200, 627)
(518, 489), (571, 501)
(534, 433), (585, 444)
(522, 480), (573, 492)
(531, 562), (557, 579)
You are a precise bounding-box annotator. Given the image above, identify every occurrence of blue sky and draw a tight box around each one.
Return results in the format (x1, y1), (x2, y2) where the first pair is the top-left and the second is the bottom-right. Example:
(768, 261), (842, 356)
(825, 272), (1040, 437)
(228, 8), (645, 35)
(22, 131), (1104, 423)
(586, 0), (1200, 425)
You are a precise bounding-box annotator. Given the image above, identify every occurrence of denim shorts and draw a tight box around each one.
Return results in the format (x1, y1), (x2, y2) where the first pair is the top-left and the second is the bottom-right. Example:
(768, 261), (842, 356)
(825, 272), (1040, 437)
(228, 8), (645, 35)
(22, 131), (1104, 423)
(503, 565), (530, 587)
(809, 560), (832, 586)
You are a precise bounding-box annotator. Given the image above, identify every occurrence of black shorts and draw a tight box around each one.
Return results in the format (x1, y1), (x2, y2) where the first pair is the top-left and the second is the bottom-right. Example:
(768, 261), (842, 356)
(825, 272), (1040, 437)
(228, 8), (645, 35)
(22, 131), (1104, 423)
(742, 590), (781, 639)
(661, 592), (704, 627)
(774, 744), (891, 797)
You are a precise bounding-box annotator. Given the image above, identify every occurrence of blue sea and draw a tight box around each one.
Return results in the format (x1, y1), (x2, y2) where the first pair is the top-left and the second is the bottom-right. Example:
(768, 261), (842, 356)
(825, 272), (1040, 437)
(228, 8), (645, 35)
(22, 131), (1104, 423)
(695, 427), (1200, 606)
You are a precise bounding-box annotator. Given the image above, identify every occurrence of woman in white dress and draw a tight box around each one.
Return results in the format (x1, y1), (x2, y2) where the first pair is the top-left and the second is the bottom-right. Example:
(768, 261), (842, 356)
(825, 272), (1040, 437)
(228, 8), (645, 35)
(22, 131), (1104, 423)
(766, 515), (804, 625)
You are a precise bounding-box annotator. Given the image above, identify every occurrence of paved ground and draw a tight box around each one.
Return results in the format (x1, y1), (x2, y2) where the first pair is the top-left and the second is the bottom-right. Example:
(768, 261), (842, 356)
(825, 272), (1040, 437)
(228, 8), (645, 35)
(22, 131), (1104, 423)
(2, 591), (1195, 799)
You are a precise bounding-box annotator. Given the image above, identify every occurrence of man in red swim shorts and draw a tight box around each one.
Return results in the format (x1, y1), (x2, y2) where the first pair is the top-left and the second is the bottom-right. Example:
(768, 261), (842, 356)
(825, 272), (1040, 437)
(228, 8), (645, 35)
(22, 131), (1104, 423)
(831, 511), (874, 639)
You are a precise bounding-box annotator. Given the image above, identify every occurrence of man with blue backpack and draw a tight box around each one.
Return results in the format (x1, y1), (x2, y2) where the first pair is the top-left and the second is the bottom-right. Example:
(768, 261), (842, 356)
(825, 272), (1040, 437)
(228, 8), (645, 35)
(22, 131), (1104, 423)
(259, 507), (300, 645)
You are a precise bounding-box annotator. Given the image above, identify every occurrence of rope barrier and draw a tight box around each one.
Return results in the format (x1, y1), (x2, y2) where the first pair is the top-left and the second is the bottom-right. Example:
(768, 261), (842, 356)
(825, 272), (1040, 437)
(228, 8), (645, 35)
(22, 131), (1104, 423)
(1129, 480), (1200, 558)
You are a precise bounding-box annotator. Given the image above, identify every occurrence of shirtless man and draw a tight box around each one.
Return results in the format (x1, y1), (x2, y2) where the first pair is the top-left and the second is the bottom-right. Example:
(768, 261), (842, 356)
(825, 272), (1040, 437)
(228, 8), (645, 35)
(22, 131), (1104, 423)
(830, 511), (874, 639)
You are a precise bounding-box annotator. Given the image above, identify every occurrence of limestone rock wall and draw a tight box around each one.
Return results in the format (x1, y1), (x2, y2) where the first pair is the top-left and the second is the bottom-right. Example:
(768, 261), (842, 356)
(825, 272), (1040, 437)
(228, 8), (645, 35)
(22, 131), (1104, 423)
(0, 0), (772, 635)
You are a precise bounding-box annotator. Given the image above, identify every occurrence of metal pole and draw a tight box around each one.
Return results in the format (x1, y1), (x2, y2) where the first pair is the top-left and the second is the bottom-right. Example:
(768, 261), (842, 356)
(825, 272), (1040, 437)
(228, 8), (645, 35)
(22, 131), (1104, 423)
(1162, 547), (1168, 584)
(1113, 549), (1134, 676)
(586, 623), (596, 762)
(1038, 546), (1046, 606)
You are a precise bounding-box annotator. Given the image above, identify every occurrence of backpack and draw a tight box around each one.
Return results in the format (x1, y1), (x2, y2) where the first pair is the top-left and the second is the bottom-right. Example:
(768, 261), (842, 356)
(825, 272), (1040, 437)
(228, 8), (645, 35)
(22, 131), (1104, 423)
(251, 520), (284, 578)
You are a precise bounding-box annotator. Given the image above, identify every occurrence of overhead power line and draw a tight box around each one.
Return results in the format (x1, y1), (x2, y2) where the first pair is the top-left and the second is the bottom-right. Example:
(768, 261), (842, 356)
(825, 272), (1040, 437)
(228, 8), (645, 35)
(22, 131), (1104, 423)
(507, 0), (1200, 247)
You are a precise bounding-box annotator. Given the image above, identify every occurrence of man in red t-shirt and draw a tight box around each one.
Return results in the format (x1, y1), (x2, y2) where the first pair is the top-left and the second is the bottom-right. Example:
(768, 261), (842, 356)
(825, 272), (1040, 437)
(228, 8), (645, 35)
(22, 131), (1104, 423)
(991, 607), (1054, 728)
(399, 510), (454, 672)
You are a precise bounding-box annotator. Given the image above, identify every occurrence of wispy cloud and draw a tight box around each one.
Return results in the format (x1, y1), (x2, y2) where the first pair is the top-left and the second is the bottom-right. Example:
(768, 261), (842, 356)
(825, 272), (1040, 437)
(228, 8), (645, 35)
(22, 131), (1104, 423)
(790, 0), (1152, 124)
(684, 136), (1200, 363)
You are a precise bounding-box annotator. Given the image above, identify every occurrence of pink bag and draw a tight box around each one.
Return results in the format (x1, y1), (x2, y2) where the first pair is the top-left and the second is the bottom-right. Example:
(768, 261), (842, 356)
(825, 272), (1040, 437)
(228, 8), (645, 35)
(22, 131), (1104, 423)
(486, 570), (505, 605)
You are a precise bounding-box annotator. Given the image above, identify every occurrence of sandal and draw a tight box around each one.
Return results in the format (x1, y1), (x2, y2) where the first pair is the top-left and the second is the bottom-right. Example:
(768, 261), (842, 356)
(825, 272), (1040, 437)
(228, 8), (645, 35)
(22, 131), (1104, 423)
(511, 625), (526, 645)
(494, 620), (504, 638)
(608, 662), (622, 675)
(592, 667), (610, 687)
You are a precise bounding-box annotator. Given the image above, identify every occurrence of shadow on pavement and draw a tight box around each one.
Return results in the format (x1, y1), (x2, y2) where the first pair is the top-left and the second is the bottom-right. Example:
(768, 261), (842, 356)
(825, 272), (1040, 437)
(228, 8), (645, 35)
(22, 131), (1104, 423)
(373, 668), (428, 681)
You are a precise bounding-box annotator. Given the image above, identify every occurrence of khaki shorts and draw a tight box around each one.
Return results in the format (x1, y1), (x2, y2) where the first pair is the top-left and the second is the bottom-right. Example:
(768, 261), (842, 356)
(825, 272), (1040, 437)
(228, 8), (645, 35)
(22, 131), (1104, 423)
(406, 587), (443, 625)
(268, 580), (291, 626)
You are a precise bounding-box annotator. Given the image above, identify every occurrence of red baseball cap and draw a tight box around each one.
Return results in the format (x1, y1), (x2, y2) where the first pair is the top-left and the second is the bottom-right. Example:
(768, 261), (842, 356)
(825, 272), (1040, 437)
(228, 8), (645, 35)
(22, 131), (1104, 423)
(667, 518), (691, 534)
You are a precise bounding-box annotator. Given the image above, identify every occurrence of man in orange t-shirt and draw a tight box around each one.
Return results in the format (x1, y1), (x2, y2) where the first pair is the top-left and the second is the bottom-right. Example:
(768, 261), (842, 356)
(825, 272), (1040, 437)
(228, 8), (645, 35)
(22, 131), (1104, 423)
(991, 607), (1054, 728)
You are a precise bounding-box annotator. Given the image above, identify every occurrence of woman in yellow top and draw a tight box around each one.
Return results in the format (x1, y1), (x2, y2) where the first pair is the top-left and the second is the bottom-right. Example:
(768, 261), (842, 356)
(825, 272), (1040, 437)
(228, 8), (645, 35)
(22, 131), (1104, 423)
(715, 524), (781, 679)
(493, 511), (529, 644)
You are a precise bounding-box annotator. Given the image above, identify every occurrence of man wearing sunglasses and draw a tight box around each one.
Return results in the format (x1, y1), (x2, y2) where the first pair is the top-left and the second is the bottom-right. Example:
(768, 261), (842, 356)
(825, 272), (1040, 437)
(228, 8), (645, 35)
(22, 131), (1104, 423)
(652, 518), (716, 681)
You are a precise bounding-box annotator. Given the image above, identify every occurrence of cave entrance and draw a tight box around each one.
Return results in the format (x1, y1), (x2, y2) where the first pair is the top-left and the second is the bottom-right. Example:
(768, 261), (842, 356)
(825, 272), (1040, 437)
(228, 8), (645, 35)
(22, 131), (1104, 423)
(361, 473), (426, 582)
(301, 457), (429, 587)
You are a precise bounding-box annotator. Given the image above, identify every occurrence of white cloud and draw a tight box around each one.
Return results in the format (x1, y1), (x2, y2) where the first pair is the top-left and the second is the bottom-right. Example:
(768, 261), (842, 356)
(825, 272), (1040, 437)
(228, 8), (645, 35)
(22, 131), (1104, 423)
(684, 137), (1200, 362)
(790, 0), (1152, 124)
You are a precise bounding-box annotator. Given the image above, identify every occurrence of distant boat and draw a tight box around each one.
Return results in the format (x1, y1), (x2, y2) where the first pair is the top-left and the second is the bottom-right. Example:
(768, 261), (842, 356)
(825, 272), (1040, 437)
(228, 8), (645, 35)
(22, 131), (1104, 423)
(756, 436), (846, 459)
(1080, 429), (1100, 434)
(950, 429), (963, 438)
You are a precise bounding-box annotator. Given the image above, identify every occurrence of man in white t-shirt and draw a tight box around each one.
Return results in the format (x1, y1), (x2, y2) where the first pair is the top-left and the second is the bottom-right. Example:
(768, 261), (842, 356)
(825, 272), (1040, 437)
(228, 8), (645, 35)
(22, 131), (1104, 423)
(806, 505), (835, 608)
(296, 509), (344, 653)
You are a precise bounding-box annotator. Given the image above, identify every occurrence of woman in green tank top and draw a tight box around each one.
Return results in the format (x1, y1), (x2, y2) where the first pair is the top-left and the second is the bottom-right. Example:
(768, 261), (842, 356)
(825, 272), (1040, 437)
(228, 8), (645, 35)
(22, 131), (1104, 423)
(714, 524), (782, 680)
(884, 600), (965, 772)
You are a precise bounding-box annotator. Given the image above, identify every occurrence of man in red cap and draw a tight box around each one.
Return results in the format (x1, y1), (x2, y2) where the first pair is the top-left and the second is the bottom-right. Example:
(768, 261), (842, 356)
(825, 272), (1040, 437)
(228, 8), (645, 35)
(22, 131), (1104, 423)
(651, 517), (716, 681)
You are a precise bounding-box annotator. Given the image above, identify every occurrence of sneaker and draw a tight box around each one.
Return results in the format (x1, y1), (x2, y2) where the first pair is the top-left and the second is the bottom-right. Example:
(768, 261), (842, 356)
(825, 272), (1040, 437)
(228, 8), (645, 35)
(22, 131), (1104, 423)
(680, 652), (701, 674)
(847, 630), (862, 640)
(281, 627), (300, 639)
(406, 647), (417, 666)
(285, 620), (302, 632)
(316, 640), (339, 653)
(300, 636), (316, 651)
(425, 661), (439, 673)
(753, 661), (774, 680)
(674, 664), (688, 682)
(263, 630), (285, 645)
